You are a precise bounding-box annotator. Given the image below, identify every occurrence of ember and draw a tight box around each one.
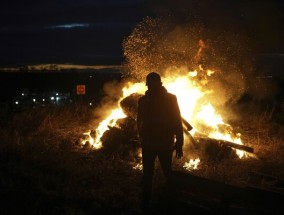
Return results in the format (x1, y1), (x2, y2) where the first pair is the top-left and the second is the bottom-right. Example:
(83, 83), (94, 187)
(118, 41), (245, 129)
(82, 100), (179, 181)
(80, 16), (256, 170)
(81, 71), (254, 170)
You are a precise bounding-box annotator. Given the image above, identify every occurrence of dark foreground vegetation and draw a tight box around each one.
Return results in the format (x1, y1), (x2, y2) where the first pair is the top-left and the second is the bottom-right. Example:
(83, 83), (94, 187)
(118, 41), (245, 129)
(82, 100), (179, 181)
(0, 98), (284, 214)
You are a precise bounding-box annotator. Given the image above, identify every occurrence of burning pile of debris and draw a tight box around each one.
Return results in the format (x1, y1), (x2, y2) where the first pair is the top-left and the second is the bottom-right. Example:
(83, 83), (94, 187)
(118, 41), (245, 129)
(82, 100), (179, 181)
(85, 92), (254, 163)
(99, 93), (141, 156)
(79, 19), (256, 168)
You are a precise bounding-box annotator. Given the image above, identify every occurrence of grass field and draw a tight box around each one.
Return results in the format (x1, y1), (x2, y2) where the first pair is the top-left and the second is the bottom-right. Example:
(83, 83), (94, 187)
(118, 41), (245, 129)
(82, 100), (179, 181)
(0, 98), (283, 214)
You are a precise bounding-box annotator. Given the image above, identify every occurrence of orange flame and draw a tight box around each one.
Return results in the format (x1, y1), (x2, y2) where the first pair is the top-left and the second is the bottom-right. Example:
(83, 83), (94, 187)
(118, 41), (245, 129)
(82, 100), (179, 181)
(81, 67), (250, 171)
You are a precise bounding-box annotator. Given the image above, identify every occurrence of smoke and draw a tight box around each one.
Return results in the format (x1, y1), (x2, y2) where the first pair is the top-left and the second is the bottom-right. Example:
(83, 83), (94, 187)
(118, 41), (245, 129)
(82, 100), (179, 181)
(123, 0), (284, 103)
(90, 80), (125, 125)
(122, 14), (256, 111)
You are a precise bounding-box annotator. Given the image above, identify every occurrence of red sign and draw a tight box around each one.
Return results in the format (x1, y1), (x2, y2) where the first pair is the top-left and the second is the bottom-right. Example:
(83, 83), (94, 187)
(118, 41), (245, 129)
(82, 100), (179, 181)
(76, 85), (86, 95)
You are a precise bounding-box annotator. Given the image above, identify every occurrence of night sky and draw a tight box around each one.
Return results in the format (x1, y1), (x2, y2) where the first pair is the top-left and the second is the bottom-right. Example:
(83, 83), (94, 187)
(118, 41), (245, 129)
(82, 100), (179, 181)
(0, 0), (283, 67)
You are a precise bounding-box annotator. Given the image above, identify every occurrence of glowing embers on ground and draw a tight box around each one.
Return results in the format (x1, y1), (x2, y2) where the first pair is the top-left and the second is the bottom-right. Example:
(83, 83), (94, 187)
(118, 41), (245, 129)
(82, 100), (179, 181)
(183, 158), (201, 171)
(81, 69), (250, 171)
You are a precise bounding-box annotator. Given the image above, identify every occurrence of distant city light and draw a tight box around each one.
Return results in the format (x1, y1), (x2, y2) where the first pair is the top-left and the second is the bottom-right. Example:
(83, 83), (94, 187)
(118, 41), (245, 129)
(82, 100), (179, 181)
(12, 90), (73, 108)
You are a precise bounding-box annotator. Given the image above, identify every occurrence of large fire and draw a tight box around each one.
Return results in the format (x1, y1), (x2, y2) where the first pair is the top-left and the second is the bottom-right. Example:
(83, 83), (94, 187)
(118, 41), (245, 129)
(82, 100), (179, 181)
(81, 66), (250, 171)
(82, 16), (256, 170)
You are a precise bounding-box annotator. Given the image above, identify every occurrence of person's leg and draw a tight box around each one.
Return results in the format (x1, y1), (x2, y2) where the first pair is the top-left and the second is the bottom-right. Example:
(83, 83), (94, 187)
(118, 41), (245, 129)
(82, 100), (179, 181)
(158, 150), (174, 212)
(158, 150), (173, 180)
(142, 149), (156, 208)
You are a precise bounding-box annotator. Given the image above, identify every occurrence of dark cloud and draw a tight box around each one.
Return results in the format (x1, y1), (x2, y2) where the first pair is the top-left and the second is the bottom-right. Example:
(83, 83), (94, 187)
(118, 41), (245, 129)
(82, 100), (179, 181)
(0, 0), (147, 66)
(0, 0), (283, 66)
(0, 0), (145, 27)
(143, 0), (284, 53)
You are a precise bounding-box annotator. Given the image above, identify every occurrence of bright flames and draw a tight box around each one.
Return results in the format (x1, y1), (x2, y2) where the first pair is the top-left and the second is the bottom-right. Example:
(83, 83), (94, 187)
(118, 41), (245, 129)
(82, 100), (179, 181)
(81, 109), (126, 149)
(81, 68), (249, 171)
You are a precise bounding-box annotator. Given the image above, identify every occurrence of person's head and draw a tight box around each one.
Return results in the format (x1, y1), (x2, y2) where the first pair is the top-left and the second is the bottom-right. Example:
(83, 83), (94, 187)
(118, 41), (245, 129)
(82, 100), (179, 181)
(146, 72), (162, 89)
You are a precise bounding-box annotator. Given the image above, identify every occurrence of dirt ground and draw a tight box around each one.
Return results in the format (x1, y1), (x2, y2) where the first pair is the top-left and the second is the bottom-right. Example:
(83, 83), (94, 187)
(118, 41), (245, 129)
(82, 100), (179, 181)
(0, 100), (283, 214)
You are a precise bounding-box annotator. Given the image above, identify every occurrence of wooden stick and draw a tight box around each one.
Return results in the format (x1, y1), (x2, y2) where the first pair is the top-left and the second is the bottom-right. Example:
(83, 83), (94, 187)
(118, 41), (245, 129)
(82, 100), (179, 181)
(197, 137), (254, 153)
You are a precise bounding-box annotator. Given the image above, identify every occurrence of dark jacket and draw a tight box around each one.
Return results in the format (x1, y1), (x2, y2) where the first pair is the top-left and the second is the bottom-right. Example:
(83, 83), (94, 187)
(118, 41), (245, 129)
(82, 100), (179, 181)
(137, 86), (184, 150)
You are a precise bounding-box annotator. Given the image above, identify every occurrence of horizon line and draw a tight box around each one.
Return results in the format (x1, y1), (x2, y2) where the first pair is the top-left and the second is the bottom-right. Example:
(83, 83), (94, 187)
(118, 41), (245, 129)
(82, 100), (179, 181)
(0, 63), (127, 72)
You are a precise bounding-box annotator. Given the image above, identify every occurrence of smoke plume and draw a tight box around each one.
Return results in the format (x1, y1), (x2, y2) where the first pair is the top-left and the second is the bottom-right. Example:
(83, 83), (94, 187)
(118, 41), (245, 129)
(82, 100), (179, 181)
(122, 14), (255, 109)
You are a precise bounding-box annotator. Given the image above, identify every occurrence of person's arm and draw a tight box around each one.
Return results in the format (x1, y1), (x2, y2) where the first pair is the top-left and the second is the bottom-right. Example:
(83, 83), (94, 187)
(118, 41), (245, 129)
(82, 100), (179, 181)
(173, 96), (184, 158)
(137, 98), (143, 139)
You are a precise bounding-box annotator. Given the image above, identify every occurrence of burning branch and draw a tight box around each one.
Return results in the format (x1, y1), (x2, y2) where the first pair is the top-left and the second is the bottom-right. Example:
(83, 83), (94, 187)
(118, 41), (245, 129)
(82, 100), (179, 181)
(196, 137), (254, 154)
(182, 118), (254, 157)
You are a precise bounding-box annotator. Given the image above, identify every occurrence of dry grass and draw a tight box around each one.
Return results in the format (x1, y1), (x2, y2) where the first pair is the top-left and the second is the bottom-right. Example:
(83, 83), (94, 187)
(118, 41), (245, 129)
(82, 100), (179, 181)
(0, 101), (283, 214)
(180, 103), (284, 188)
(0, 104), (144, 214)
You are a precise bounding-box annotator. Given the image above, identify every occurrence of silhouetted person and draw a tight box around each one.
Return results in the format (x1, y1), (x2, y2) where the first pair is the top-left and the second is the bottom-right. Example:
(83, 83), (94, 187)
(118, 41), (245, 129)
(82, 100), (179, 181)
(137, 72), (184, 211)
